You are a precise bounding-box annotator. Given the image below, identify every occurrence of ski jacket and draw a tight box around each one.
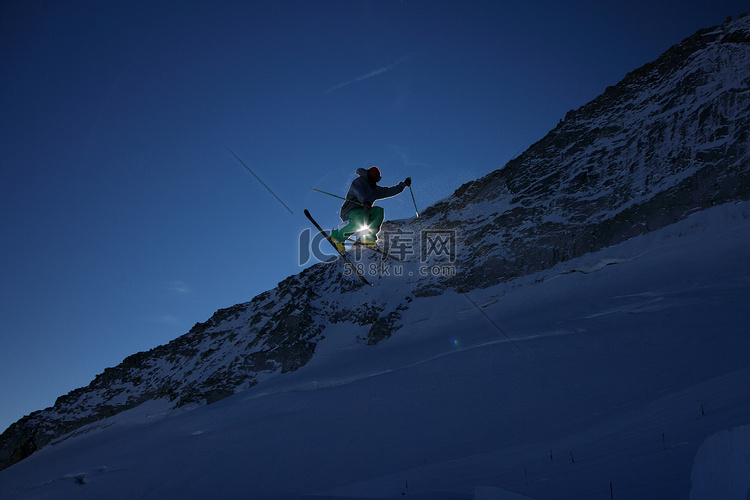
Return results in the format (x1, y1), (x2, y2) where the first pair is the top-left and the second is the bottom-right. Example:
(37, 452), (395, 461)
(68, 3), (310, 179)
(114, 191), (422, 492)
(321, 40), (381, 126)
(340, 168), (407, 221)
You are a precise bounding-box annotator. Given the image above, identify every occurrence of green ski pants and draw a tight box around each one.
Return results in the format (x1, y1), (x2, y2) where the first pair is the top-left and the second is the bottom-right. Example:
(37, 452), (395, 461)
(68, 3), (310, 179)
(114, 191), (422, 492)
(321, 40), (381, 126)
(331, 206), (385, 243)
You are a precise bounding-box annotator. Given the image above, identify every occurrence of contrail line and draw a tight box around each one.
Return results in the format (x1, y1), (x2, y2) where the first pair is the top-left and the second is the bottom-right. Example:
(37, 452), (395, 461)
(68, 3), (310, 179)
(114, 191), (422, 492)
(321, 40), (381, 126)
(325, 54), (415, 93)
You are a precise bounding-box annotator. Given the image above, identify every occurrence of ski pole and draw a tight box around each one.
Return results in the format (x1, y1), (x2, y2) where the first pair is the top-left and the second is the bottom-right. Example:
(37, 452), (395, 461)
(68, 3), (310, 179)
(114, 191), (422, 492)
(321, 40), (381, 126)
(226, 145), (294, 214)
(312, 188), (365, 206)
(409, 185), (423, 231)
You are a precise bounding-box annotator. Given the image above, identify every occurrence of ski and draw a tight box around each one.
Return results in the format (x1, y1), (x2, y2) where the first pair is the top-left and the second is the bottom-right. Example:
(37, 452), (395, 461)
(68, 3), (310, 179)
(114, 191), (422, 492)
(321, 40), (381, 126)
(304, 209), (372, 287)
(350, 241), (406, 263)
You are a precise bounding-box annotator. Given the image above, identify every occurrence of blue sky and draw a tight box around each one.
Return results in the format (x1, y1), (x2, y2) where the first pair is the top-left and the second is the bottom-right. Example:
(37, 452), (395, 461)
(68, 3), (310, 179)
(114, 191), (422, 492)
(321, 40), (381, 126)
(1, 0), (746, 432)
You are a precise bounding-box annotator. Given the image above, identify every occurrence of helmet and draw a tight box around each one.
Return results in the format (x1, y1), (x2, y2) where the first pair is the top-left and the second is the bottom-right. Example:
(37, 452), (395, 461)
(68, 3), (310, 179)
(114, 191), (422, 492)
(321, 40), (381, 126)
(367, 166), (381, 183)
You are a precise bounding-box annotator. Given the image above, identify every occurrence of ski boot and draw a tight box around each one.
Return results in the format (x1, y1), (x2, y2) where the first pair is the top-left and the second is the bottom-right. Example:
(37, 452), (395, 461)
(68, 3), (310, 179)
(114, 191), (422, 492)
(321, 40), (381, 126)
(329, 230), (346, 252)
(360, 235), (378, 249)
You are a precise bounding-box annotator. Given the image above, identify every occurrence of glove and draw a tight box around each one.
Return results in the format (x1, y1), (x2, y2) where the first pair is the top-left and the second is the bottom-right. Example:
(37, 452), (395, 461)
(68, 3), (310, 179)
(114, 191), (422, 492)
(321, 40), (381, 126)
(404, 177), (412, 187)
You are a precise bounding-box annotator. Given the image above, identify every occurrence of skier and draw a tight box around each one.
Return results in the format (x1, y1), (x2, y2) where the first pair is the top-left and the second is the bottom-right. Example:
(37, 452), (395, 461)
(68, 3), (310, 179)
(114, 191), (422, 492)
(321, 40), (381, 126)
(330, 166), (411, 251)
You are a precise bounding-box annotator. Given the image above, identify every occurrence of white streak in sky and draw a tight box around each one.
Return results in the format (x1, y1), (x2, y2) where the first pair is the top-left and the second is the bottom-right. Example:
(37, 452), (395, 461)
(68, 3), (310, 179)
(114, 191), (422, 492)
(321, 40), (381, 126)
(325, 54), (415, 93)
(156, 314), (181, 326)
(167, 280), (193, 294)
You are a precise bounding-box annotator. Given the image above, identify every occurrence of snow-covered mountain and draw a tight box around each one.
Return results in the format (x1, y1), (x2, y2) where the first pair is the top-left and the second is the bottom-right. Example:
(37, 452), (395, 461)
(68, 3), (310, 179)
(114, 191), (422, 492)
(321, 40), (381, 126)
(2, 178), (750, 500)
(423, 14), (750, 290)
(1, 14), (749, 497)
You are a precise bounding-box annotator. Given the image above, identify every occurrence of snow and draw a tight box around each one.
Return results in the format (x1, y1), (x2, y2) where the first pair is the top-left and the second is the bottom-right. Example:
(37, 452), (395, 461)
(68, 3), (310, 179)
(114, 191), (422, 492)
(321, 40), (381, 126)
(691, 424), (750, 499)
(2, 201), (750, 499)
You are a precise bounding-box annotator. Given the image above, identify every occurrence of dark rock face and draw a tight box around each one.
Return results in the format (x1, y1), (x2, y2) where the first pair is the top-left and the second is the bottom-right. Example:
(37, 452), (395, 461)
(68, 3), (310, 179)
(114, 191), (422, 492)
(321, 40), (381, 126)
(2, 14), (749, 472)
(425, 15), (750, 290)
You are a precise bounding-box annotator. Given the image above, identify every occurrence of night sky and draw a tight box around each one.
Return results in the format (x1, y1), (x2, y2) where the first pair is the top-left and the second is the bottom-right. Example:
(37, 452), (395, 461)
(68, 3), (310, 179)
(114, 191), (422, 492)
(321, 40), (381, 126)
(1, 0), (746, 432)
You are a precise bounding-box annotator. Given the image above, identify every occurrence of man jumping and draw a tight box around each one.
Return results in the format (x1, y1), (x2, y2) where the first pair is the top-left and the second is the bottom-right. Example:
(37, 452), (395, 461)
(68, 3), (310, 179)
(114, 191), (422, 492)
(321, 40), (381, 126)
(330, 166), (411, 251)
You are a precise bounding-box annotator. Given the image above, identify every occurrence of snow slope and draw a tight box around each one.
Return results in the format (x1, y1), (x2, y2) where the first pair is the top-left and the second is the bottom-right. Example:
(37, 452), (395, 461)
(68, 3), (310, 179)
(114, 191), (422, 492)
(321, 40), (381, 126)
(1, 201), (749, 500)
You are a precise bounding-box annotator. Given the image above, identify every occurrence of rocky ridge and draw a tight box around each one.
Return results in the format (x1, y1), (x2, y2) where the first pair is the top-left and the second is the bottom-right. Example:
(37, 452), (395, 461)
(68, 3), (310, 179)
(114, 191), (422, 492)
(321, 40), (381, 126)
(424, 14), (750, 290)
